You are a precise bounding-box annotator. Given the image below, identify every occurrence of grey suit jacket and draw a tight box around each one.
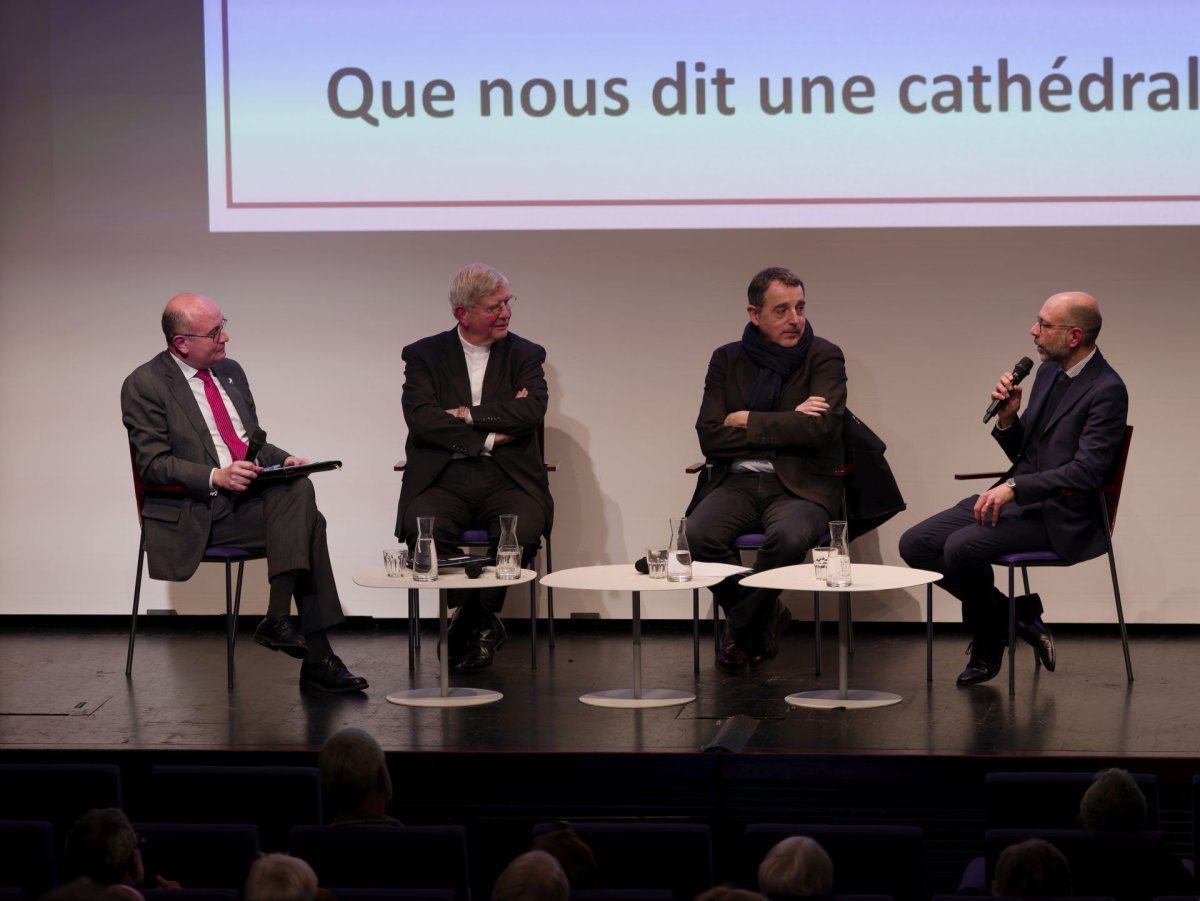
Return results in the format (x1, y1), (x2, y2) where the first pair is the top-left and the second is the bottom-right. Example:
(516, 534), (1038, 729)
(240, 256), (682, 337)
(121, 350), (289, 580)
(395, 328), (553, 539)
(689, 337), (848, 519)
(993, 348), (1128, 562)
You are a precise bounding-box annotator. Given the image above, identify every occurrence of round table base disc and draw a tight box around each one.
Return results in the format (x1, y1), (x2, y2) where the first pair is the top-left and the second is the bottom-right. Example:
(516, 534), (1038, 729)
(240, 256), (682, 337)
(784, 689), (902, 710)
(579, 688), (696, 709)
(386, 687), (503, 708)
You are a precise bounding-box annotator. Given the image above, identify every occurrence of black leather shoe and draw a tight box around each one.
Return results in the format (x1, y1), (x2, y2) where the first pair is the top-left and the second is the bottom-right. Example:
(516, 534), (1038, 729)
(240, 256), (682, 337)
(956, 644), (1001, 686)
(1016, 617), (1056, 672)
(438, 607), (477, 668)
(299, 654), (368, 693)
(749, 601), (793, 669)
(456, 612), (508, 672)
(254, 617), (308, 660)
(715, 623), (749, 674)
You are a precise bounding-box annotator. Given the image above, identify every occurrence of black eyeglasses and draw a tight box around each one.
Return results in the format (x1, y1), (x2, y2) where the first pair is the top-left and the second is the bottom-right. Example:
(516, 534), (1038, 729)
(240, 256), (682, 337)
(1034, 318), (1074, 331)
(178, 318), (228, 341)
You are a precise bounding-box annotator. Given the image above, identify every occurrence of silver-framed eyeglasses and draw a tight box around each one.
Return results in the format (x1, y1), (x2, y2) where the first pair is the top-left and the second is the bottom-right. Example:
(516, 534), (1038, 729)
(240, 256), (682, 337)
(178, 318), (228, 341)
(477, 297), (514, 317)
(1034, 317), (1074, 331)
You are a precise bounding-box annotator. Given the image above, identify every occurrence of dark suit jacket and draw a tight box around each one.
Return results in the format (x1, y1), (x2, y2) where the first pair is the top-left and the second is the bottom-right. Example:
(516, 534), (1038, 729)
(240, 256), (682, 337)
(994, 348), (1128, 562)
(121, 351), (289, 581)
(395, 328), (553, 539)
(689, 337), (847, 519)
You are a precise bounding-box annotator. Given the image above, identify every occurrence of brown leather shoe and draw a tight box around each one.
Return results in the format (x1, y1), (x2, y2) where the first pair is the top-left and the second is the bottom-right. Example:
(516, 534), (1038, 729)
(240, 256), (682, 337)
(715, 623), (749, 674)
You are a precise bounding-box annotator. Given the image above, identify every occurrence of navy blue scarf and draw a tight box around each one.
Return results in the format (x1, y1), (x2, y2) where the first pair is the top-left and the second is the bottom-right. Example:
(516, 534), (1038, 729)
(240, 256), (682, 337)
(740, 319), (814, 412)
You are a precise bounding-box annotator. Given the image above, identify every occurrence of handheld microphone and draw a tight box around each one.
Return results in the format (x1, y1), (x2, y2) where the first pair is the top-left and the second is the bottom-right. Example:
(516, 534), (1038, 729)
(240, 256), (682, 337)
(634, 557), (649, 574)
(464, 560), (485, 579)
(244, 428), (267, 463)
(983, 357), (1034, 424)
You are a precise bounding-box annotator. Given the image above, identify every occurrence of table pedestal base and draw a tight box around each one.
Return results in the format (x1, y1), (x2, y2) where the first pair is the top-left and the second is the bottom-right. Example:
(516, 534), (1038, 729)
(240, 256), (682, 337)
(785, 689), (902, 710)
(579, 688), (696, 709)
(386, 687), (503, 708)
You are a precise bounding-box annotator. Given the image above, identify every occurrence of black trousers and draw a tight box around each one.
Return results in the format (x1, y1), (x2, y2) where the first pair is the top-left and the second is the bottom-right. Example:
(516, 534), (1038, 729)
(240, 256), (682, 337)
(898, 495), (1049, 653)
(403, 457), (547, 614)
(209, 476), (345, 635)
(687, 472), (829, 634)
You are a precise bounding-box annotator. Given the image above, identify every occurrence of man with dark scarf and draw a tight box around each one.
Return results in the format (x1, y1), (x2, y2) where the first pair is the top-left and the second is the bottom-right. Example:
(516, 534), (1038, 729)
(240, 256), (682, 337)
(686, 267), (847, 673)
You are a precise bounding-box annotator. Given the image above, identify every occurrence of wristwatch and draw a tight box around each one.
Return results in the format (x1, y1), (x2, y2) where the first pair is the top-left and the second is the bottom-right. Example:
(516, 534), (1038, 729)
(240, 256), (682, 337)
(1005, 477), (1017, 491)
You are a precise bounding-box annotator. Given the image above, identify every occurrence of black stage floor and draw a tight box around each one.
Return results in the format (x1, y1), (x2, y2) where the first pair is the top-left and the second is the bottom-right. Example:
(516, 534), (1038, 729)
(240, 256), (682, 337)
(1, 618), (1194, 756)
(3, 618), (1198, 896)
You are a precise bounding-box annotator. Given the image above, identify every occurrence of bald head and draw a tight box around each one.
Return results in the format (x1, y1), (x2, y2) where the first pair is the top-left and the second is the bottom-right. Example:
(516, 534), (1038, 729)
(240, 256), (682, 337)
(163, 293), (229, 369)
(1046, 291), (1102, 346)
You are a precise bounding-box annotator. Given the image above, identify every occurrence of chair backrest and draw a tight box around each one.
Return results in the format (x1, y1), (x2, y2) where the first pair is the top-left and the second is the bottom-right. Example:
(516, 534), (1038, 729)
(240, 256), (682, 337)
(743, 824), (924, 901)
(149, 765), (322, 852)
(141, 889), (240, 901)
(0, 821), (57, 901)
(133, 822), (261, 890)
(287, 825), (470, 900)
(327, 890), (458, 901)
(0, 764), (123, 844)
(532, 822), (713, 901)
(129, 444), (184, 529)
(984, 771), (1160, 830)
(1101, 425), (1133, 534)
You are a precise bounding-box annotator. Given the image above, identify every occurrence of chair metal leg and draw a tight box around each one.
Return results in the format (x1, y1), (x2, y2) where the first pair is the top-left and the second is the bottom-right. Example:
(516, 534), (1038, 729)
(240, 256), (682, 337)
(408, 587), (418, 671)
(126, 531), (147, 676)
(224, 561), (236, 692)
(1008, 565), (1018, 696)
(813, 591), (822, 675)
(544, 535), (555, 648)
(926, 584), (933, 682)
(692, 588), (700, 674)
(1101, 498), (1134, 682)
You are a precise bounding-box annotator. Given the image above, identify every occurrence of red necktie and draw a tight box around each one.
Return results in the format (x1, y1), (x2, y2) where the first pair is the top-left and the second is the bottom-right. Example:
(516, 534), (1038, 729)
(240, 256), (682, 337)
(196, 369), (249, 461)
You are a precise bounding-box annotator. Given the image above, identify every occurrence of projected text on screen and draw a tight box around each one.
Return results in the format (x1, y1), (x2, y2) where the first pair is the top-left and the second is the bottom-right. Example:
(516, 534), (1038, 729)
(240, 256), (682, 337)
(205, 0), (1200, 231)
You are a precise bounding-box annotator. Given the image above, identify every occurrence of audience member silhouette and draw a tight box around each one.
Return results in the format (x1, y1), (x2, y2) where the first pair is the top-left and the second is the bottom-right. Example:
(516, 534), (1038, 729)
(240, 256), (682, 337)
(992, 838), (1072, 897)
(38, 877), (114, 901)
(1078, 767), (1147, 830)
(244, 853), (319, 901)
(756, 835), (834, 900)
(64, 808), (176, 901)
(318, 727), (402, 826)
(695, 889), (769, 901)
(491, 850), (568, 901)
(1068, 767), (1195, 901)
(530, 824), (597, 890)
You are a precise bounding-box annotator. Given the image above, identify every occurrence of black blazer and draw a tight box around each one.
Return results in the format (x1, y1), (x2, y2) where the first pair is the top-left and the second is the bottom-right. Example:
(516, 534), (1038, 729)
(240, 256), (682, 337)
(395, 328), (553, 539)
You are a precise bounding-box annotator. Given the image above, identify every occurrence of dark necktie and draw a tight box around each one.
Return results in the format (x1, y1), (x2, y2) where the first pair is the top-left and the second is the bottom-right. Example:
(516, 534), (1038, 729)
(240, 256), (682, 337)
(196, 369), (248, 461)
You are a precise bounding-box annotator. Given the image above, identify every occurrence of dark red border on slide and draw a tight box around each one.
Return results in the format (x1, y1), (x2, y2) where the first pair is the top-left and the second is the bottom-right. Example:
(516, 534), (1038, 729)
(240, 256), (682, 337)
(221, 0), (1198, 212)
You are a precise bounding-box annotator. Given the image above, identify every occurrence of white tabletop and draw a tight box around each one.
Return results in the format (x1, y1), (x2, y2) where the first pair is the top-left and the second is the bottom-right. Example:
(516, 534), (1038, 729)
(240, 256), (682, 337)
(353, 566), (535, 590)
(540, 563), (723, 592)
(741, 562), (940, 593)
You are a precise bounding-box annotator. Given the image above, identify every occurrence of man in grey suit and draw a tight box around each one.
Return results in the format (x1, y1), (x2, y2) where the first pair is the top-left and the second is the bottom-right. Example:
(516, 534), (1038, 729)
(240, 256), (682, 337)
(687, 266), (848, 674)
(396, 264), (552, 671)
(121, 293), (367, 693)
(900, 291), (1129, 686)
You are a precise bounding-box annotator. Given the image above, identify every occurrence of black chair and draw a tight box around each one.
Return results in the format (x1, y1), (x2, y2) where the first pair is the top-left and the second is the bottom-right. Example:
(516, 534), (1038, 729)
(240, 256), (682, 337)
(570, 892), (673, 901)
(395, 423), (556, 669)
(976, 828), (1194, 901)
(126, 446), (265, 691)
(134, 823), (261, 890)
(288, 825), (470, 900)
(0, 764), (123, 842)
(985, 771), (1160, 829)
(0, 821), (56, 901)
(149, 765), (322, 852)
(942, 424), (1134, 694)
(531, 822), (712, 901)
(743, 824), (924, 901)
